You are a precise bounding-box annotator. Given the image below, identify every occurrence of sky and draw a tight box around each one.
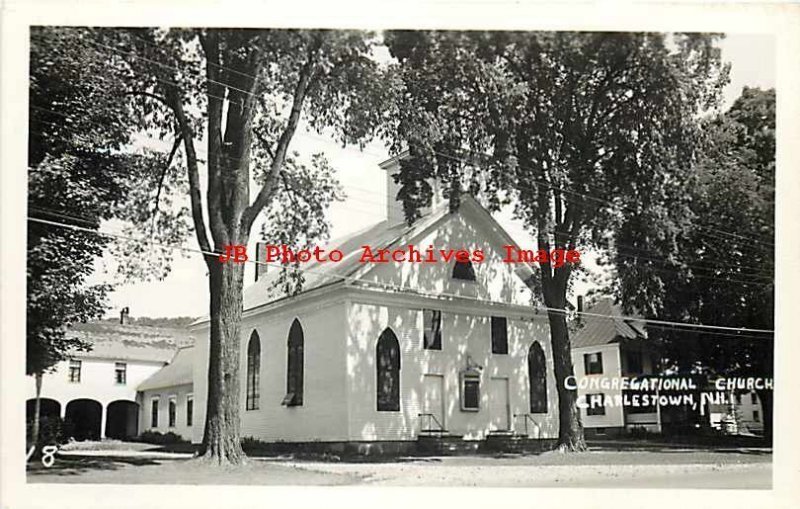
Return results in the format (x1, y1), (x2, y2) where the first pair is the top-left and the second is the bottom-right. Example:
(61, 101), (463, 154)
(88, 32), (776, 320)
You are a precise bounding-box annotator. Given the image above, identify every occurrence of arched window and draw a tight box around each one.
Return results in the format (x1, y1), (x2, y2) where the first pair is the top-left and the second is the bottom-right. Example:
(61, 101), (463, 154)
(528, 341), (548, 413)
(376, 328), (401, 411)
(246, 331), (260, 410)
(282, 319), (304, 407)
(452, 260), (476, 281)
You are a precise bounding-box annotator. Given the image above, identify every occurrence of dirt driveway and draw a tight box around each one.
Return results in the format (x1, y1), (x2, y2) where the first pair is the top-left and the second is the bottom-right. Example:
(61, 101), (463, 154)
(28, 447), (771, 488)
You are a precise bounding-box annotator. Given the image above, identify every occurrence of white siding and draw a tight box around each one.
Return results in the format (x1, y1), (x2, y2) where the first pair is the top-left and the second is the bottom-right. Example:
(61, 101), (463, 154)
(346, 300), (558, 441)
(571, 344), (625, 429)
(27, 358), (165, 411)
(138, 383), (194, 440)
(359, 212), (537, 308)
(191, 299), (348, 444)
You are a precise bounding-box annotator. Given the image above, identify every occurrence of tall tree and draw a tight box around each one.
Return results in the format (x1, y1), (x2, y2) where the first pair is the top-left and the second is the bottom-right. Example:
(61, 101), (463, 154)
(95, 28), (390, 464)
(618, 87), (775, 439)
(27, 27), (155, 447)
(385, 31), (728, 450)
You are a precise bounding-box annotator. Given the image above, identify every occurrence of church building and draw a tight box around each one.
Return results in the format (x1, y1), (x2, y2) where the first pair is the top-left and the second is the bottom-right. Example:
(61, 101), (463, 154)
(181, 154), (559, 452)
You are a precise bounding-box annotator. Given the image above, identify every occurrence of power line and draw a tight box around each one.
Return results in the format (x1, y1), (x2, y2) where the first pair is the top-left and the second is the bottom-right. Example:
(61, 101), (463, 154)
(26, 131), (775, 283)
(28, 202), (775, 287)
(77, 38), (776, 247)
(27, 215), (775, 336)
(28, 105), (776, 265)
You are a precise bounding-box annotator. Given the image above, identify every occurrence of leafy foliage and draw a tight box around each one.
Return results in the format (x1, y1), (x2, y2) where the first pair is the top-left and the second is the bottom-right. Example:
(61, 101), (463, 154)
(619, 88), (775, 376)
(384, 31), (729, 448)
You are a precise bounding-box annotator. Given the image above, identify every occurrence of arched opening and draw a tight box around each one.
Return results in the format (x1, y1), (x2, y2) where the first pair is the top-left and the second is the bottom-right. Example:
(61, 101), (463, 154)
(246, 330), (261, 410)
(376, 328), (401, 411)
(26, 398), (61, 422)
(283, 319), (304, 407)
(64, 399), (102, 441)
(528, 341), (548, 413)
(105, 400), (139, 440)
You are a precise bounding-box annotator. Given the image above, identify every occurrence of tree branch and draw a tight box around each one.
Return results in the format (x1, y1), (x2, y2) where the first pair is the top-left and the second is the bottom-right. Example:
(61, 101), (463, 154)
(199, 29), (228, 248)
(241, 37), (322, 232)
(149, 133), (183, 238)
(165, 87), (214, 257)
(123, 90), (170, 107)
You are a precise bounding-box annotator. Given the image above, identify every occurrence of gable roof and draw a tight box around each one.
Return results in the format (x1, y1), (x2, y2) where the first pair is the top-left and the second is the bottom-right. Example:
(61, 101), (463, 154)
(67, 322), (193, 363)
(137, 346), (194, 391)
(571, 298), (647, 349)
(238, 206), (450, 314)
(229, 195), (540, 318)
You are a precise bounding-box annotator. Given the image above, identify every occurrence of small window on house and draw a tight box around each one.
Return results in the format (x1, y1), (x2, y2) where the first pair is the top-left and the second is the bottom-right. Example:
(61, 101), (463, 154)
(283, 319), (304, 407)
(584, 352), (604, 375)
(751, 393), (758, 405)
(115, 362), (127, 385)
(491, 316), (508, 354)
(460, 372), (480, 411)
(735, 393), (742, 405)
(186, 395), (194, 426)
(168, 396), (177, 428)
(753, 410), (759, 421)
(68, 359), (81, 383)
(452, 260), (476, 281)
(423, 309), (442, 350)
(246, 331), (260, 411)
(376, 328), (401, 411)
(625, 351), (642, 374)
(586, 393), (606, 416)
(150, 398), (159, 428)
(528, 342), (548, 413)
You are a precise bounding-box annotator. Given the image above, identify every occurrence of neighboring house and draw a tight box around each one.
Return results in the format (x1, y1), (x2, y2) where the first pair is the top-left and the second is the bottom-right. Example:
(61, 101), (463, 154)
(166, 154), (560, 450)
(25, 312), (192, 441)
(138, 346), (195, 440)
(707, 389), (764, 435)
(570, 298), (662, 437)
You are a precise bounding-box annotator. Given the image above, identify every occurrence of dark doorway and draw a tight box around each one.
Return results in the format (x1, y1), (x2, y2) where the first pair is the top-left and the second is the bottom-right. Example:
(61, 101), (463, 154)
(26, 398), (61, 421)
(64, 399), (102, 440)
(105, 400), (139, 440)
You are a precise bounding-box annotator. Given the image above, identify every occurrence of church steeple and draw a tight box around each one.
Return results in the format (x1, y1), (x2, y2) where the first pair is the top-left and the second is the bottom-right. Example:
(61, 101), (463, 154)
(379, 151), (444, 225)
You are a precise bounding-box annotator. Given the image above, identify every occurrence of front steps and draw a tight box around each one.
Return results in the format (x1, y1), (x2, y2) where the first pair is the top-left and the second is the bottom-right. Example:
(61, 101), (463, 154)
(416, 431), (554, 456)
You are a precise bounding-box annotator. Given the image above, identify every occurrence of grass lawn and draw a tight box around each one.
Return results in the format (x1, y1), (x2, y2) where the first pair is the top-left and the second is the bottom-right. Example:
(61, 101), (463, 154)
(27, 443), (771, 488)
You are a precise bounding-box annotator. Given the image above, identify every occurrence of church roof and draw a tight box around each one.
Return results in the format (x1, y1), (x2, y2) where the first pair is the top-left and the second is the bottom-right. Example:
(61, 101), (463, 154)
(570, 298), (647, 349)
(137, 346), (194, 391)
(66, 322), (192, 363)
(240, 207), (449, 313)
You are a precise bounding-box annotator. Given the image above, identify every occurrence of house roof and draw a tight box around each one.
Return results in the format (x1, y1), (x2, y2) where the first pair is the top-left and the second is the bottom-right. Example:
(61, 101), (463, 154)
(137, 346), (194, 391)
(571, 298), (647, 349)
(66, 322), (193, 363)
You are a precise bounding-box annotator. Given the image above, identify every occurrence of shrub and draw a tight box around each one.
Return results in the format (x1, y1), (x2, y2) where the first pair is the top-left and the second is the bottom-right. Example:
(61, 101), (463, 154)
(26, 415), (68, 446)
(137, 430), (188, 445)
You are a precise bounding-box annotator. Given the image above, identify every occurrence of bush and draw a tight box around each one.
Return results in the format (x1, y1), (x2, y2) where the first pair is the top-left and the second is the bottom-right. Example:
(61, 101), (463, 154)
(26, 415), (68, 447)
(137, 430), (188, 445)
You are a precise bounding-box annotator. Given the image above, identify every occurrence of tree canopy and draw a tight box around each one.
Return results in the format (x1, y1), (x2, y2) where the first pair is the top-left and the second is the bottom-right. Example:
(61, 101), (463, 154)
(385, 30), (730, 449)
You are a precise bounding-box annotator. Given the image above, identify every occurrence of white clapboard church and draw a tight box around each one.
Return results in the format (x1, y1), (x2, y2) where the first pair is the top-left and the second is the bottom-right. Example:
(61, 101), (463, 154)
(142, 154), (559, 453)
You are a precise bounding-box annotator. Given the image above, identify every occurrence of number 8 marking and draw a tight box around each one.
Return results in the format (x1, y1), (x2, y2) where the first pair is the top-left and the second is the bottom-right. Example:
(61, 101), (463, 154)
(41, 445), (57, 467)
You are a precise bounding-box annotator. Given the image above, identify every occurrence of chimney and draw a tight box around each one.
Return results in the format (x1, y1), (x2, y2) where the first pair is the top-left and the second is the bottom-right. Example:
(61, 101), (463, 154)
(119, 306), (130, 325)
(379, 151), (443, 225)
(255, 241), (268, 282)
(577, 295), (584, 314)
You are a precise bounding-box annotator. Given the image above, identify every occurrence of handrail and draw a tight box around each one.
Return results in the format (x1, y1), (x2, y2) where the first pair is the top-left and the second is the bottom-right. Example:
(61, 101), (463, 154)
(418, 412), (445, 433)
(513, 413), (540, 437)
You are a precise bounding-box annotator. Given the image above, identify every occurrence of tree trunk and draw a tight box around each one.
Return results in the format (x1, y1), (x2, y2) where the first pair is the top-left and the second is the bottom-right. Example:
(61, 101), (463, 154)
(756, 388), (772, 445)
(200, 258), (246, 465)
(32, 372), (43, 450)
(545, 307), (587, 451)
